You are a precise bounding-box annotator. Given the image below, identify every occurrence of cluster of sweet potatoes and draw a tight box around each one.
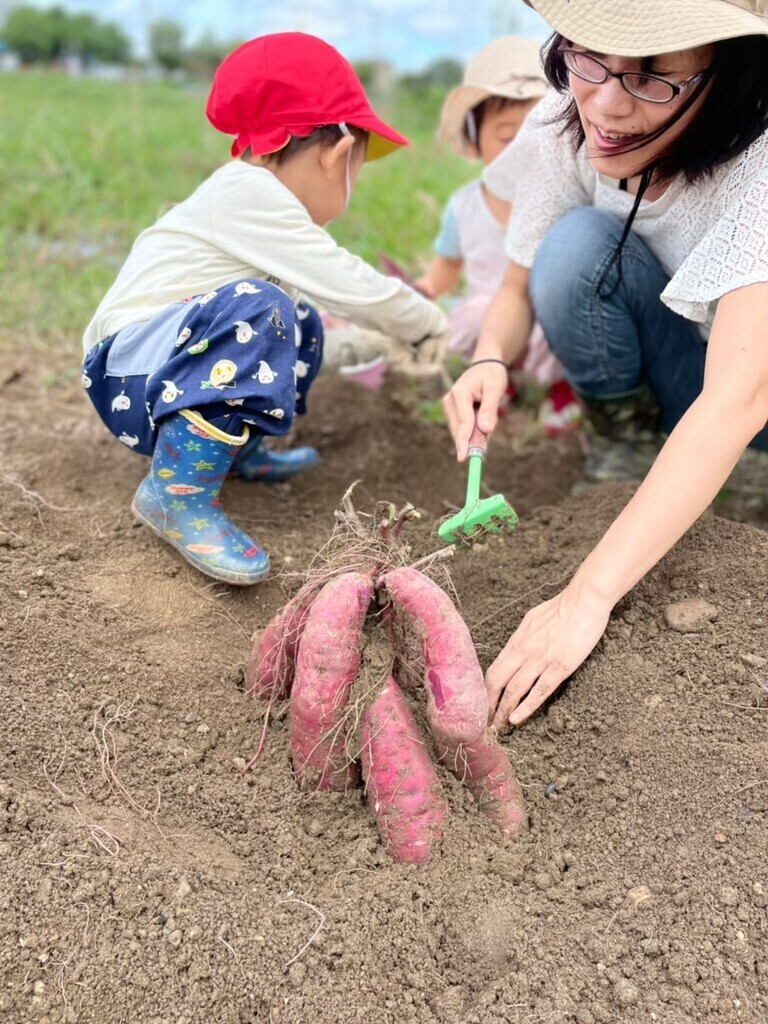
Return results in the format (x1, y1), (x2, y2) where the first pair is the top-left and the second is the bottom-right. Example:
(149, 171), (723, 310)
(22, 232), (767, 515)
(246, 564), (526, 865)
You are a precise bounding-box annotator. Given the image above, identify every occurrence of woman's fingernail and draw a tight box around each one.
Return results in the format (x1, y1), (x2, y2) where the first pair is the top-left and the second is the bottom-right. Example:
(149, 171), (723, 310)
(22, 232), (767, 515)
(509, 713), (520, 725)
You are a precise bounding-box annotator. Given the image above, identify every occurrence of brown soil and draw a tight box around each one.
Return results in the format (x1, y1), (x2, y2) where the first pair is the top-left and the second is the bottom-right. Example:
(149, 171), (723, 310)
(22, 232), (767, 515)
(1, 354), (766, 1024)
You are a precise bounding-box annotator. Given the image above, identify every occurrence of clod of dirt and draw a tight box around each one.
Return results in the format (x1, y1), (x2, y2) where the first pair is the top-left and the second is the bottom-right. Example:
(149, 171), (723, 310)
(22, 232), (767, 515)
(287, 962), (307, 988)
(664, 597), (719, 632)
(740, 652), (767, 669)
(614, 978), (640, 1006)
(719, 885), (739, 907)
(627, 885), (652, 909)
(533, 871), (555, 890)
(175, 877), (192, 901)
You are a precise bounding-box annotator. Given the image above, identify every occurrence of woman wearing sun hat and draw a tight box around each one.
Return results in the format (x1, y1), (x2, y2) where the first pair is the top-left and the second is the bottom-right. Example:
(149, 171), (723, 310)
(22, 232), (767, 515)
(443, 1), (768, 728)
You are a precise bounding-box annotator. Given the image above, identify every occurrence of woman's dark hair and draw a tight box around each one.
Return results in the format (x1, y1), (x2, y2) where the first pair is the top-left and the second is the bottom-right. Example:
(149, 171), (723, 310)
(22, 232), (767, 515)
(542, 32), (768, 184)
(245, 124), (369, 166)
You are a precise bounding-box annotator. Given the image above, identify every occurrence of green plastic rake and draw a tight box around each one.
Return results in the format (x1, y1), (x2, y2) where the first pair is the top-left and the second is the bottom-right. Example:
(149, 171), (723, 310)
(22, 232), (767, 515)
(438, 422), (518, 546)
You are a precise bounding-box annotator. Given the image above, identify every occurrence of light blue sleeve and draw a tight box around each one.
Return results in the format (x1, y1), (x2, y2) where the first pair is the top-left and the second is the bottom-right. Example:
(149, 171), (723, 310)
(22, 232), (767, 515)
(433, 198), (462, 259)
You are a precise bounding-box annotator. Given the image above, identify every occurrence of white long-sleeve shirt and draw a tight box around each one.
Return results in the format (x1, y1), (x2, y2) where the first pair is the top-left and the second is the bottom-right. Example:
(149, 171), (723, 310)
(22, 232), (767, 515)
(82, 160), (447, 354)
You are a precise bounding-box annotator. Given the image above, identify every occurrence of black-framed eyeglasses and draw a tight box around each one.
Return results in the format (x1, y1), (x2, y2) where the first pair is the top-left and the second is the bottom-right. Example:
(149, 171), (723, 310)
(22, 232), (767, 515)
(561, 48), (709, 104)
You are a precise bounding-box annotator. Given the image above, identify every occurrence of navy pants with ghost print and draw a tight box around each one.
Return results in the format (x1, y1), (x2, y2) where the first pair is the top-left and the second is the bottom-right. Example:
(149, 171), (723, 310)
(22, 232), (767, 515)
(83, 280), (323, 457)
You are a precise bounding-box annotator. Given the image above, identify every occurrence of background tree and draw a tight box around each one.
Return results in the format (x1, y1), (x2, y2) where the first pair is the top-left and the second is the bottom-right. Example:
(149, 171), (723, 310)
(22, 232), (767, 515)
(353, 59), (395, 101)
(2, 4), (64, 62)
(1, 4), (129, 63)
(64, 12), (129, 63)
(89, 20), (130, 63)
(183, 30), (241, 78)
(149, 18), (184, 73)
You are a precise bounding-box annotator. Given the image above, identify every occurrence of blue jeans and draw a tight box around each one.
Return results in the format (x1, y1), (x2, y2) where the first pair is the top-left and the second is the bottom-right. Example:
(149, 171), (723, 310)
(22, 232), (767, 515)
(530, 208), (768, 451)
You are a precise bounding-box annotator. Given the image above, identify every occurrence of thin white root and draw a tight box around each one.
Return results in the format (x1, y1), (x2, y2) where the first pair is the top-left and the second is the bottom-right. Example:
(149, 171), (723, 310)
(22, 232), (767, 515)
(278, 898), (326, 968)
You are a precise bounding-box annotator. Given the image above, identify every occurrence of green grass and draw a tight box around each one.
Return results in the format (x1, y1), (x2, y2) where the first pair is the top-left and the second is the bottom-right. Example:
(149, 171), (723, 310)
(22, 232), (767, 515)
(0, 71), (475, 349)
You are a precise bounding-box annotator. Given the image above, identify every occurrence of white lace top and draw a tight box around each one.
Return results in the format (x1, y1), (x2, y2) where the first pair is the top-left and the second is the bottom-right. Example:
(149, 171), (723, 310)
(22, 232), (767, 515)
(484, 90), (768, 336)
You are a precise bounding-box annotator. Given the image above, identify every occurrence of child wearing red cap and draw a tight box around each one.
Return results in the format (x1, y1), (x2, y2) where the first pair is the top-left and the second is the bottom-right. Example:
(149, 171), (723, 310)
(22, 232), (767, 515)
(81, 32), (449, 586)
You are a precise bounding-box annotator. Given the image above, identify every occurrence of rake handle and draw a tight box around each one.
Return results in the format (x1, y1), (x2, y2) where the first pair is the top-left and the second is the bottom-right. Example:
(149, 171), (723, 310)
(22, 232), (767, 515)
(465, 422), (487, 505)
(467, 420), (487, 458)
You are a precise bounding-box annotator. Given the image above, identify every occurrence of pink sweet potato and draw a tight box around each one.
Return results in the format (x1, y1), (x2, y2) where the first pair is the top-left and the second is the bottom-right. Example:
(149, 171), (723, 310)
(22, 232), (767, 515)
(439, 730), (527, 837)
(245, 589), (316, 700)
(381, 567), (488, 745)
(361, 675), (447, 864)
(290, 572), (374, 791)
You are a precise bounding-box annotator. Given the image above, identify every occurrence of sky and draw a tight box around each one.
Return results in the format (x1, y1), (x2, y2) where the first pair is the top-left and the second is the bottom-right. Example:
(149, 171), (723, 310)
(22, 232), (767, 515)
(12, 0), (551, 69)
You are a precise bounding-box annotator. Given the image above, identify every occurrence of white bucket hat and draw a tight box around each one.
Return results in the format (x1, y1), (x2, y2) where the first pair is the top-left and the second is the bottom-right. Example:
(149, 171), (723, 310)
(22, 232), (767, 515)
(439, 36), (548, 151)
(524, 0), (768, 57)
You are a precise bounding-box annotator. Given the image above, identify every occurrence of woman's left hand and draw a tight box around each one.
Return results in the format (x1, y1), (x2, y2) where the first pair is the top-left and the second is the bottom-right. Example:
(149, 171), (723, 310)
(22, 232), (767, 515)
(486, 579), (614, 729)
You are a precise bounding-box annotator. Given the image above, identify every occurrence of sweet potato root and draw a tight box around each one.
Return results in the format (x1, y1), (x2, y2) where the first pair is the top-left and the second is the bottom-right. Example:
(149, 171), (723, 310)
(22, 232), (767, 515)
(245, 590), (316, 700)
(291, 572), (374, 791)
(381, 567), (488, 745)
(440, 730), (527, 837)
(361, 675), (447, 864)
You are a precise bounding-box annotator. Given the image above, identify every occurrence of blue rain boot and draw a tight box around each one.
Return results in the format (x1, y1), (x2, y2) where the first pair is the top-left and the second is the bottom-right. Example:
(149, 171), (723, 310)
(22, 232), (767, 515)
(232, 434), (319, 483)
(132, 410), (270, 585)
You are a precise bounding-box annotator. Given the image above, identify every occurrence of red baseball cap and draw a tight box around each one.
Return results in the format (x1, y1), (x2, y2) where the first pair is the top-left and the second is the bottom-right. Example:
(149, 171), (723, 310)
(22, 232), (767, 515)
(206, 32), (409, 162)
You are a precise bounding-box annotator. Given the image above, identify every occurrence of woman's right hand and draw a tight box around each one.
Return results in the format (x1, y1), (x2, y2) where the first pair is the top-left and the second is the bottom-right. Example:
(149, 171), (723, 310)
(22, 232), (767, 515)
(442, 361), (509, 461)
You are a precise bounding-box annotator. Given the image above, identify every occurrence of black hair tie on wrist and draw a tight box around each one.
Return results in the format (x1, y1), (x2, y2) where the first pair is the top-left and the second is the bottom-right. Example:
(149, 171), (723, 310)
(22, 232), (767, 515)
(469, 358), (510, 371)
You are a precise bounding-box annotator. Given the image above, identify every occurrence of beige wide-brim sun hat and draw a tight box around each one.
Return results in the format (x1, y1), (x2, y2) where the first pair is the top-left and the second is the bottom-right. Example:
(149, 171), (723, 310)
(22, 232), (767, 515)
(439, 36), (548, 150)
(524, 0), (768, 56)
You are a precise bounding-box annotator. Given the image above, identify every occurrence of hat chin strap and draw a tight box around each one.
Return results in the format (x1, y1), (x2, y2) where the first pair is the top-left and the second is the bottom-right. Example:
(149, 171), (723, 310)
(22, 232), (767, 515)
(465, 110), (479, 147)
(339, 122), (353, 211)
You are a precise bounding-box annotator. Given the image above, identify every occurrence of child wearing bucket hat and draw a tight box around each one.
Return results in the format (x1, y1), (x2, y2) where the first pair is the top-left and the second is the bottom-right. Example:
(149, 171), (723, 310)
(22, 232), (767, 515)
(443, 1), (768, 727)
(416, 36), (582, 437)
(81, 32), (450, 586)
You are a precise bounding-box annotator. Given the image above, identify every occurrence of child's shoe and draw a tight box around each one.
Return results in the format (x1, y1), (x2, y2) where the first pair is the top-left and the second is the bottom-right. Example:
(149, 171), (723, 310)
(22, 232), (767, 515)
(537, 380), (583, 437)
(132, 410), (270, 585)
(232, 434), (319, 482)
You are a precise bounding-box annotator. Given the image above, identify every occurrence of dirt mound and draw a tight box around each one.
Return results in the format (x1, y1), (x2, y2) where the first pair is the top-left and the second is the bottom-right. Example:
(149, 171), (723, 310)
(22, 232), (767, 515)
(1, 365), (766, 1024)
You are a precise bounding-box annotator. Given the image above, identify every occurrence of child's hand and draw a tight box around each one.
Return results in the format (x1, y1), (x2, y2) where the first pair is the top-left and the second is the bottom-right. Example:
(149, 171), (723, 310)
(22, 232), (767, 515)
(390, 326), (450, 378)
(415, 325), (450, 366)
(443, 362), (508, 460)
